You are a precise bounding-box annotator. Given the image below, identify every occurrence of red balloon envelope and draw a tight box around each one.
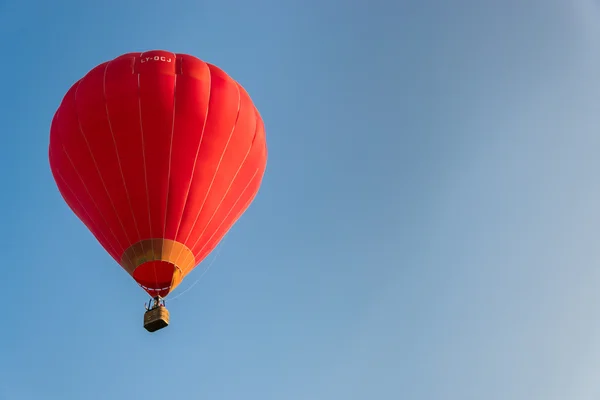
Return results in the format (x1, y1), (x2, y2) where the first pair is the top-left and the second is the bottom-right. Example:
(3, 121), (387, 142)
(49, 50), (267, 298)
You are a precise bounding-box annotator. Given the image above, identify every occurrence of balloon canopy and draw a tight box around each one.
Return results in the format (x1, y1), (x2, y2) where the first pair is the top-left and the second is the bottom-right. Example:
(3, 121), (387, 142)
(49, 50), (268, 298)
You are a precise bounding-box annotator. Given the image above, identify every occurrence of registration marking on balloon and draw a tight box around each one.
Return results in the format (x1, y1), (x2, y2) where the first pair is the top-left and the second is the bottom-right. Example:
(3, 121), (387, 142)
(140, 55), (173, 64)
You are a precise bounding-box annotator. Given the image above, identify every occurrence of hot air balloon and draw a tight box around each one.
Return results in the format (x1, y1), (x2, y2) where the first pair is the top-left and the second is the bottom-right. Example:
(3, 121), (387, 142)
(48, 50), (268, 332)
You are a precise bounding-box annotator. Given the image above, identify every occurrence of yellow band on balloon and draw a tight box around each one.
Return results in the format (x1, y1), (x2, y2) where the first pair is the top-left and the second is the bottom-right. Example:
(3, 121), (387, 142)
(120, 239), (196, 292)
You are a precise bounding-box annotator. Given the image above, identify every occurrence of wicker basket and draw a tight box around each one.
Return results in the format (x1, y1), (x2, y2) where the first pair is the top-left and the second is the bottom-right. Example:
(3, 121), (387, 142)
(143, 306), (170, 332)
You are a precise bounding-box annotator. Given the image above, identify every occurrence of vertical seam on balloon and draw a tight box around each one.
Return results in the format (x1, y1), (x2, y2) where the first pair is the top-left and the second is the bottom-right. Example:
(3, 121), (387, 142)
(73, 80), (135, 266)
(165, 53), (178, 293)
(102, 60), (145, 259)
(169, 56), (186, 289)
(137, 59), (160, 294)
(60, 180), (119, 259)
(170, 62), (212, 265)
(51, 111), (120, 258)
(61, 144), (128, 262)
(188, 96), (258, 254)
(186, 167), (261, 275)
(53, 167), (120, 259)
(191, 108), (265, 265)
(181, 79), (242, 249)
(163, 57), (177, 245)
(187, 144), (252, 253)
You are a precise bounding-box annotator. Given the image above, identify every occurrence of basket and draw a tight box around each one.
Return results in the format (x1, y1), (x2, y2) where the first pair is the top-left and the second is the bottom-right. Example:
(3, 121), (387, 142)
(143, 306), (170, 332)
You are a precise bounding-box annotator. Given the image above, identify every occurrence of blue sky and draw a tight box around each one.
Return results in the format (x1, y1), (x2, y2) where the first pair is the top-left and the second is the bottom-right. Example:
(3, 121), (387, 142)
(2, 0), (600, 399)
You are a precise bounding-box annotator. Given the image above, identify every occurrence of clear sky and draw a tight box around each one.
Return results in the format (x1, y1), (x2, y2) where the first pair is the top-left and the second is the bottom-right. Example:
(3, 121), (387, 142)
(2, 0), (600, 399)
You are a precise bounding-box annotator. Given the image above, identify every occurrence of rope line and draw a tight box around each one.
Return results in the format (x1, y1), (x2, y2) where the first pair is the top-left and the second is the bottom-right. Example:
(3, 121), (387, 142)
(167, 243), (223, 302)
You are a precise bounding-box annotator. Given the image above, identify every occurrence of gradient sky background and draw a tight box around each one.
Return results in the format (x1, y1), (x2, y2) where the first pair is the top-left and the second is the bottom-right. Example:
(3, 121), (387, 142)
(2, 0), (600, 399)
